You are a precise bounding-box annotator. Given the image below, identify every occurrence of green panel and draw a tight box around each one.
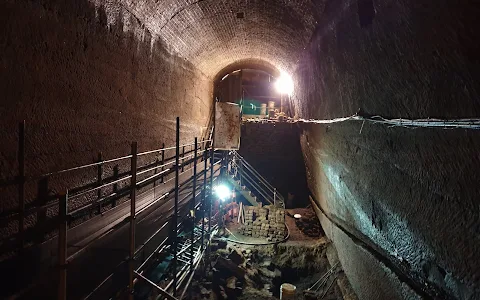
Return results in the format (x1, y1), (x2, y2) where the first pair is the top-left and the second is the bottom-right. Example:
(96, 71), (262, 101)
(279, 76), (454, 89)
(241, 98), (265, 115)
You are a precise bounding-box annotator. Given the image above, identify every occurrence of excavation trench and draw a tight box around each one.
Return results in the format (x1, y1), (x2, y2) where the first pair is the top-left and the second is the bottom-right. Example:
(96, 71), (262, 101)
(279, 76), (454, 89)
(185, 208), (357, 300)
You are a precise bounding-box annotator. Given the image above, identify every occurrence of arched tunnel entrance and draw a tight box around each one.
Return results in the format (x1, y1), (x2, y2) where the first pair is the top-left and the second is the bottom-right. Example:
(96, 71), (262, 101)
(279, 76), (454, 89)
(1, 0), (480, 299)
(213, 62), (309, 209)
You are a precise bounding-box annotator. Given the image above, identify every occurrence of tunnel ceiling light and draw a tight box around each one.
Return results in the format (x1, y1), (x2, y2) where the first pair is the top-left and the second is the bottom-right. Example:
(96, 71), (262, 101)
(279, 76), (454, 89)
(214, 184), (231, 201)
(274, 72), (294, 95)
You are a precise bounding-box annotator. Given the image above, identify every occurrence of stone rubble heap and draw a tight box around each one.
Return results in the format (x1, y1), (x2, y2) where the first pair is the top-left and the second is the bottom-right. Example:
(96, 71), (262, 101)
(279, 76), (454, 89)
(191, 240), (283, 300)
(238, 205), (286, 242)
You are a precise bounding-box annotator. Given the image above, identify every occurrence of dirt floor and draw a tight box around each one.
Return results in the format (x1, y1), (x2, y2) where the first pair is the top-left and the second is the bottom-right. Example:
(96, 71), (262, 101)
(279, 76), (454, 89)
(186, 206), (358, 300)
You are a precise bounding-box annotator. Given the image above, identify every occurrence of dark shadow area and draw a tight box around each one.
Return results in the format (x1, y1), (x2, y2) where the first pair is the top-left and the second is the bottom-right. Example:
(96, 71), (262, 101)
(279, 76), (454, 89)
(239, 123), (310, 208)
(0, 0), (211, 298)
(358, 0), (375, 27)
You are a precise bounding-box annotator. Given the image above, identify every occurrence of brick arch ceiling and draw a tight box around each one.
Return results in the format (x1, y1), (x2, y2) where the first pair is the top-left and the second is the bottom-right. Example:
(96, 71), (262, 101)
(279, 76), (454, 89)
(120, 0), (322, 77)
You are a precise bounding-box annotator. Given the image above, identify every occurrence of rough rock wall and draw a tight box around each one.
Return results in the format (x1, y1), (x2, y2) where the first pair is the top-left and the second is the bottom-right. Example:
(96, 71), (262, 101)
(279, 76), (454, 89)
(294, 0), (480, 299)
(0, 0), (212, 240)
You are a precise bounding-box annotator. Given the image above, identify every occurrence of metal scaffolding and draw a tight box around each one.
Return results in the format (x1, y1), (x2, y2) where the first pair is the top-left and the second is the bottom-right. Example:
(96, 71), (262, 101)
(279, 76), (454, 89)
(3, 108), (286, 300)
(1, 116), (222, 300)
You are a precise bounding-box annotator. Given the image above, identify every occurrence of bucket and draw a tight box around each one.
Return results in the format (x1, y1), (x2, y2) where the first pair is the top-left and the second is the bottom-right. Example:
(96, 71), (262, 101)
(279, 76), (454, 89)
(280, 283), (296, 300)
(260, 103), (267, 115)
(268, 101), (275, 111)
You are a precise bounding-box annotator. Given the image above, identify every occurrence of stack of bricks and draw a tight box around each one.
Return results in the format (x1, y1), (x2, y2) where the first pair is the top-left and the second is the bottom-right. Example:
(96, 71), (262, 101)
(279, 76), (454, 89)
(238, 205), (286, 242)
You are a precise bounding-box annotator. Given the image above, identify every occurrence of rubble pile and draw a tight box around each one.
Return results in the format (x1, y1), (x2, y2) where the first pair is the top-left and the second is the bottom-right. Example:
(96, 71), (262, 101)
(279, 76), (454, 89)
(188, 235), (352, 300)
(238, 205), (286, 242)
(190, 240), (282, 300)
(294, 210), (323, 237)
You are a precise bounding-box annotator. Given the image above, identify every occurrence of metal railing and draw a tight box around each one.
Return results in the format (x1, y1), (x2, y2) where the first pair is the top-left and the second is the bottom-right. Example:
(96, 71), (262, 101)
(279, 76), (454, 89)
(78, 119), (223, 300)
(2, 112), (284, 300)
(0, 116), (224, 300)
(228, 151), (285, 208)
(0, 124), (211, 254)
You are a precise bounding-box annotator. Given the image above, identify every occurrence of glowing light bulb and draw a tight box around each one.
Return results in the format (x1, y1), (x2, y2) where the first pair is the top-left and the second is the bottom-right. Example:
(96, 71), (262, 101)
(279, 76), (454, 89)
(274, 72), (294, 95)
(214, 185), (231, 201)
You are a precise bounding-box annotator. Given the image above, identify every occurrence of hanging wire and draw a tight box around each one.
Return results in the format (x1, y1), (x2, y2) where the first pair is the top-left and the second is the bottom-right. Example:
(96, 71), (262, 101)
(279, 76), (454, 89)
(299, 114), (480, 129)
(244, 110), (480, 130)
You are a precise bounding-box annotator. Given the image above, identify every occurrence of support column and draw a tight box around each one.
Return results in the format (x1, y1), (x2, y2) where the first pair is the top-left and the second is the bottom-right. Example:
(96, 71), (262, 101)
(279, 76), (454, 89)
(58, 192), (68, 300)
(173, 117), (180, 296)
(128, 142), (138, 300)
(161, 143), (165, 183)
(18, 121), (25, 250)
(208, 147), (214, 235)
(96, 152), (103, 215)
(201, 148), (207, 253)
(190, 138), (197, 274)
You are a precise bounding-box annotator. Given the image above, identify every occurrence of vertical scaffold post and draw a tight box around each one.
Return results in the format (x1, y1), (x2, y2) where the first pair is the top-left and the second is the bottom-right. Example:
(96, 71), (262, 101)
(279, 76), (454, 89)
(173, 117), (180, 296)
(18, 121), (25, 250)
(97, 152), (103, 215)
(58, 191), (68, 300)
(190, 137), (198, 274)
(128, 142), (138, 300)
(274, 188), (277, 207)
(181, 145), (185, 172)
(208, 146), (214, 236)
(112, 165), (119, 207)
(161, 143), (165, 183)
(201, 148), (207, 253)
(239, 155), (242, 187)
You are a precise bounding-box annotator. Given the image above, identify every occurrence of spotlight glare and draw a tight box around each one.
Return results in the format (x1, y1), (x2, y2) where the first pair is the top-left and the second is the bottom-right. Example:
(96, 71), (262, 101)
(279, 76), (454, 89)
(274, 72), (294, 95)
(214, 185), (231, 201)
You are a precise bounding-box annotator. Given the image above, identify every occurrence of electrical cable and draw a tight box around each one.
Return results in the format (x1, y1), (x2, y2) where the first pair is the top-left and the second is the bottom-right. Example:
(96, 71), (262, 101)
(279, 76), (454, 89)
(244, 110), (480, 130)
(300, 114), (480, 129)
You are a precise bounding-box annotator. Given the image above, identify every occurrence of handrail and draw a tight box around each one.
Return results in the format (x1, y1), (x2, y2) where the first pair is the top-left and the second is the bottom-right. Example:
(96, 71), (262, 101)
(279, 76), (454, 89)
(2, 115), (222, 300)
(85, 170), (221, 300)
(240, 158), (277, 195)
(231, 159), (276, 196)
(0, 147), (211, 223)
(232, 167), (273, 202)
(137, 139), (211, 157)
(230, 154), (285, 203)
(30, 141), (211, 181)
(237, 164), (284, 205)
(40, 154), (133, 178)
(236, 173), (274, 205)
(242, 160), (285, 203)
(229, 152), (285, 206)
(0, 153), (214, 262)
(232, 152), (277, 193)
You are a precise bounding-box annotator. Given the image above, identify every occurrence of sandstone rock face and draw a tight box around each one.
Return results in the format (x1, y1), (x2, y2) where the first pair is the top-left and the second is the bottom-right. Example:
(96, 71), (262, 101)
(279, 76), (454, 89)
(293, 0), (480, 299)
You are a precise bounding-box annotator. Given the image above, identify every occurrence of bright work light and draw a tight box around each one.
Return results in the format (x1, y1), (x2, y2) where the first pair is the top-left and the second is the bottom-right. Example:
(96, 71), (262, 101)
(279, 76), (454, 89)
(214, 184), (231, 201)
(274, 72), (294, 95)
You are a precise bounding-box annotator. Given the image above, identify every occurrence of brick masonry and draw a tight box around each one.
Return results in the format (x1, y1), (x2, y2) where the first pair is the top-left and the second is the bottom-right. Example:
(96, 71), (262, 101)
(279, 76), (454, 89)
(116, 0), (321, 78)
(1, 0), (479, 299)
(238, 205), (287, 242)
(0, 0), (212, 239)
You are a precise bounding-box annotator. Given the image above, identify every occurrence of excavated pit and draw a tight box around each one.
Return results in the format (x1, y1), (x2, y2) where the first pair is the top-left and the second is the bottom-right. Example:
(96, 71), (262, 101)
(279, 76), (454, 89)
(187, 207), (357, 300)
